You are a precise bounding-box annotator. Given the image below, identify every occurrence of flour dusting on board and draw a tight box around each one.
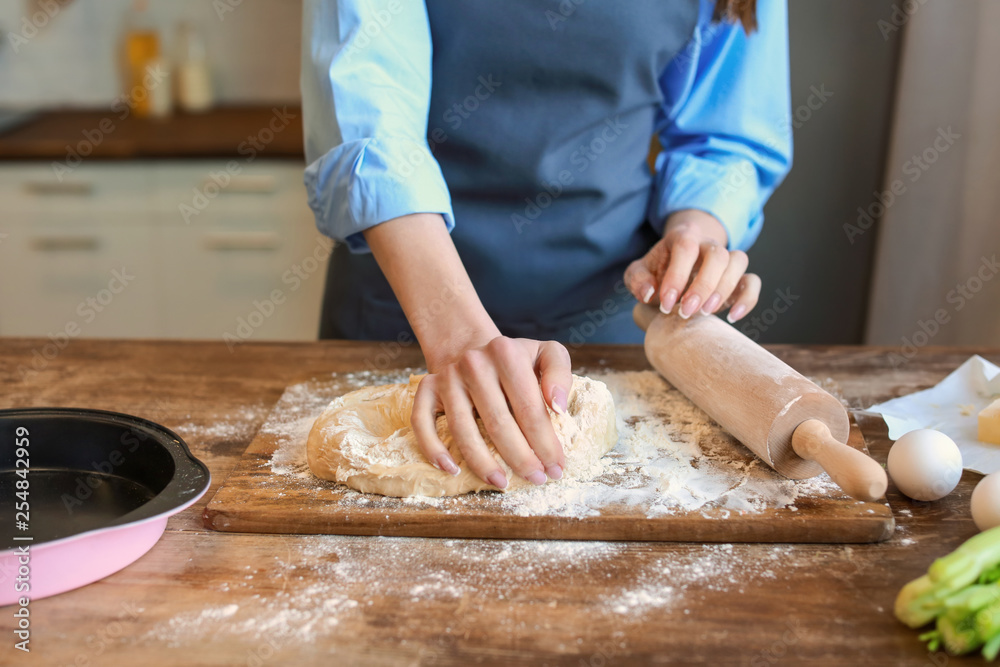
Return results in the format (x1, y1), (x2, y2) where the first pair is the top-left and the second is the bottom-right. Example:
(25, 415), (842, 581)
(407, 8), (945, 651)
(261, 368), (843, 517)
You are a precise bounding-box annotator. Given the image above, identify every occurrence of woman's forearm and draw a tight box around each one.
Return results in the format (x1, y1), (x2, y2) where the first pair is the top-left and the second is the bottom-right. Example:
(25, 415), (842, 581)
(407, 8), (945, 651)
(362, 213), (500, 370)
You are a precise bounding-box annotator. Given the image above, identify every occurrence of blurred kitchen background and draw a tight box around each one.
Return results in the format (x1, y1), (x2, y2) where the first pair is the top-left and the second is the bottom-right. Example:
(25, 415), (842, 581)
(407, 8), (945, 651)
(0, 0), (996, 347)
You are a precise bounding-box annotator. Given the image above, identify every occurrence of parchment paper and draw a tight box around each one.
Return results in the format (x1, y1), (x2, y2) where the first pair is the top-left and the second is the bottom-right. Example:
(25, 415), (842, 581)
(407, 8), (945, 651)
(863, 355), (1000, 474)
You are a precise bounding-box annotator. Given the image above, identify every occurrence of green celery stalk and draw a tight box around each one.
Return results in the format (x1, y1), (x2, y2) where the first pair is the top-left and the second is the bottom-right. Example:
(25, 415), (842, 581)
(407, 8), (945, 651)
(896, 527), (1000, 629)
(935, 584), (1000, 655)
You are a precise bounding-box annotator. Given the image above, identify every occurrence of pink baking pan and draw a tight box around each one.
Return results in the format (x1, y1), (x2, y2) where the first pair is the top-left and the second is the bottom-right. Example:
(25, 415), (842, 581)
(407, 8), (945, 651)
(1, 408), (210, 605)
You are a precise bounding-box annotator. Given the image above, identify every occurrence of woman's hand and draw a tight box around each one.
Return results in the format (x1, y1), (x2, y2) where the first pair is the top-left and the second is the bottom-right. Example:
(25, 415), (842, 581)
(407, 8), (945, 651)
(411, 337), (572, 489)
(624, 209), (760, 322)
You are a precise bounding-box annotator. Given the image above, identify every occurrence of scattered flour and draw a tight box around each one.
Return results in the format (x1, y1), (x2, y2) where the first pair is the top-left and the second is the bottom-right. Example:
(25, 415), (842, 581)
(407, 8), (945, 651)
(143, 536), (792, 647)
(170, 405), (269, 446)
(262, 369), (846, 518)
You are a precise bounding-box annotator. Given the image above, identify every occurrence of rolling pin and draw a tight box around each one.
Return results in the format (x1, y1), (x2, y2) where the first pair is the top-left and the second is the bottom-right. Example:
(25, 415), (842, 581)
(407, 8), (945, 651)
(633, 303), (887, 502)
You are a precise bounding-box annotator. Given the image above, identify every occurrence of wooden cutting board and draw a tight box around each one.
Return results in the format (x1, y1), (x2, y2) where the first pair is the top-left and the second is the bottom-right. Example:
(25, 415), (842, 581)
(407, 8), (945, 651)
(204, 371), (894, 543)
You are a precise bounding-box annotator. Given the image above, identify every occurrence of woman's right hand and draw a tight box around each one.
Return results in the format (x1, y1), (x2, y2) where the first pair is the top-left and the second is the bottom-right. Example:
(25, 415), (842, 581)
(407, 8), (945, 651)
(410, 336), (572, 489)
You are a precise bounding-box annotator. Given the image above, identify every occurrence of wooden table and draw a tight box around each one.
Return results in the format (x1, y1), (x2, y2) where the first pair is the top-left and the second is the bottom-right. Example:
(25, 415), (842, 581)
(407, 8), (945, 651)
(0, 338), (995, 666)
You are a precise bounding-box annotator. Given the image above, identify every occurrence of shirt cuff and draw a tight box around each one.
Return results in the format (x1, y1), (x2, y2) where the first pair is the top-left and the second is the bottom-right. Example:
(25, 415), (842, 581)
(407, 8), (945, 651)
(304, 137), (455, 253)
(650, 151), (765, 252)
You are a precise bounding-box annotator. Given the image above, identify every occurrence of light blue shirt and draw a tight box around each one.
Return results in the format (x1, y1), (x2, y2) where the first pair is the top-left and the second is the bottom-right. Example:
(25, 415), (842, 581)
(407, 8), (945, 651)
(302, 0), (792, 342)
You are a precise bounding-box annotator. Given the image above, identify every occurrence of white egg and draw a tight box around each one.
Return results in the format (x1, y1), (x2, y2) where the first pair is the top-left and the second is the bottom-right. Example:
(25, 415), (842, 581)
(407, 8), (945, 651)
(887, 429), (963, 501)
(972, 472), (1000, 531)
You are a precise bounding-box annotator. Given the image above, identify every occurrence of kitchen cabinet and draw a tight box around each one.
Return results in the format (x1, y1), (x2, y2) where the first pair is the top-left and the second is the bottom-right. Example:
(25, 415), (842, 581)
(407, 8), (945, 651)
(0, 160), (328, 340)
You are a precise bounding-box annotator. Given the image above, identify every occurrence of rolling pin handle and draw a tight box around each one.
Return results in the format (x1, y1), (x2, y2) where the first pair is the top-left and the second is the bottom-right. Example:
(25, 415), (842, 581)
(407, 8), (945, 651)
(791, 419), (888, 502)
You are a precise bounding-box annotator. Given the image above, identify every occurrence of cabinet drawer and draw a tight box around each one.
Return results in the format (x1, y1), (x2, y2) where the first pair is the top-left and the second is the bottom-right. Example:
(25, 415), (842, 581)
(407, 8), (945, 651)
(0, 224), (160, 337)
(152, 161), (307, 224)
(153, 221), (328, 340)
(0, 164), (151, 219)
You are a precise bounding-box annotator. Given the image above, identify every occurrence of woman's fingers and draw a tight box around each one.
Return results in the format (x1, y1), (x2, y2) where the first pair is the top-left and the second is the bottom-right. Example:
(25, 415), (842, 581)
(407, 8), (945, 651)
(461, 348), (547, 487)
(535, 341), (572, 415)
(677, 242), (730, 319)
(625, 241), (669, 305)
(700, 250), (749, 315)
(411, 374), (460, 475)
(413, 338), (573, 488)
(629, 211), (759, 322)
(624, 257), (659, 305)
(413, 368), (515, 489)
(494, 339), (566, 481)
(439, 366), (507, 486)
(725, 273), (762, 323)
(657, 234), (700, 314)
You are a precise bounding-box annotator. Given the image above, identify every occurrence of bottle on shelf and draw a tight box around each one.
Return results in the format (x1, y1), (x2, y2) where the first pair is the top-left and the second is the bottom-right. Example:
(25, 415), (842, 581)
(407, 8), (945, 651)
(175, 21), (214, 113)
(122, 0), (166, 118)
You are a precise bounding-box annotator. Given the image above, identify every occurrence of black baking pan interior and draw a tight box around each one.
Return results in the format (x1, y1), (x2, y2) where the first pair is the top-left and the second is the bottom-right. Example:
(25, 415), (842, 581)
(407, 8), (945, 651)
(1, 408), (210, 550)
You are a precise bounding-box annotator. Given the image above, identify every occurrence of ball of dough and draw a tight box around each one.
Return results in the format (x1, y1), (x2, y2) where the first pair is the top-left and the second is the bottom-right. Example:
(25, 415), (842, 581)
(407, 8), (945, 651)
(972, 472), (1000, 531)
(887, 429), (962, 502)
(307, 374), (617, 497)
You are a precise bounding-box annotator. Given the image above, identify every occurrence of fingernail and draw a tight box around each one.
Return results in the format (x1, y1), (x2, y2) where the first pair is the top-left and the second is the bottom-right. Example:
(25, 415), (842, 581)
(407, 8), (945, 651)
(437, 454), (460, 475)
(487, 471), (508, 489)
(526, 470), (547, 486)
(679, 293), (701, 319)
(727, 304), (747, 323)
(545, 464), (563, 481)
(701, 293), (722, 315)
(642, 285), (655, 304)
(659, 288), (679, 314)
(552, 386), (568, 415)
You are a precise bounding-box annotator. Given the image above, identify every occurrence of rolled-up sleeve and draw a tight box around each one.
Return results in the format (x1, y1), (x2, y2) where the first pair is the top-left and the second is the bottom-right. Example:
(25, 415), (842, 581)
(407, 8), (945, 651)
(651, 0), (792, 251)
(301, 0), (454, 253)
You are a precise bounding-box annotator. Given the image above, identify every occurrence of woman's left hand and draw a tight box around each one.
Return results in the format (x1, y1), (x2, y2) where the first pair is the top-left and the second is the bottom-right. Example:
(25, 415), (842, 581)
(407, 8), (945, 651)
(624, 209), (761, 323)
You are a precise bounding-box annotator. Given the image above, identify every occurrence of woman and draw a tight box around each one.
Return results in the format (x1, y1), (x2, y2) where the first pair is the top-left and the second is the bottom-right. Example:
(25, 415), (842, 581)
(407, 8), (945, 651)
(302, 0), (791, 490)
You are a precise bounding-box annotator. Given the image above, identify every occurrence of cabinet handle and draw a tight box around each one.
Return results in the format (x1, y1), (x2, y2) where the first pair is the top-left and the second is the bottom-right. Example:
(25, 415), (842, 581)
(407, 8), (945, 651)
(203, 232), (280, 252)
(30, 235), (101, 251)
(199, 175), (276, 194)
(23, 182), (94, 196)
